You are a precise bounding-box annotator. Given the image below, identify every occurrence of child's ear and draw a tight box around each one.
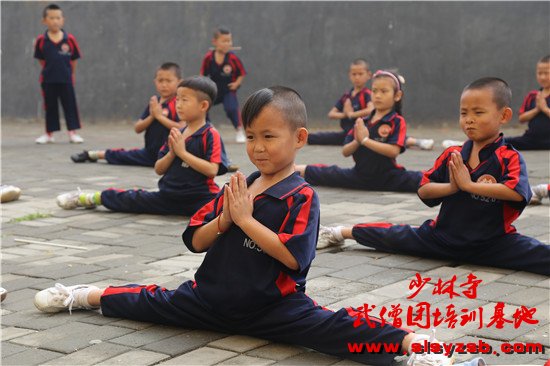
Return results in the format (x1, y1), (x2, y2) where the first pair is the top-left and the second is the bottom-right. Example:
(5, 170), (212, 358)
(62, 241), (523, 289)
(500, 107), (513, 125)
(394, 90), (403, 102)
(295, 127), (308, 148)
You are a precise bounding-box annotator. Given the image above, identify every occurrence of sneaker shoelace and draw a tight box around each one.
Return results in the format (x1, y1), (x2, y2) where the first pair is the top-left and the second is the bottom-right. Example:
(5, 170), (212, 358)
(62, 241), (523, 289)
(51, 283), (81, 314)
(408, 329), (448, 366)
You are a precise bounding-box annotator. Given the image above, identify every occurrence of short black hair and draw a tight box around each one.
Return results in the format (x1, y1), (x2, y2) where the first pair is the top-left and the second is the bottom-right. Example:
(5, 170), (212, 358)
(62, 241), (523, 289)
(213, 27), (231, 39)
(158, 62), (182, 80)
(539, 55), (550, 63)
(43, 3), (62, 18)
(241, 86), (307, 130)
(351, 58), (370, 70)
(178, 76), (217, 109)
(463, 77), (511, 109)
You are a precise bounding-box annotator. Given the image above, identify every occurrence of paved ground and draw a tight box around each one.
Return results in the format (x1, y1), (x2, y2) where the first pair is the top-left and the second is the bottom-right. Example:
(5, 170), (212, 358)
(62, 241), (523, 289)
(1, 119), (549, 365)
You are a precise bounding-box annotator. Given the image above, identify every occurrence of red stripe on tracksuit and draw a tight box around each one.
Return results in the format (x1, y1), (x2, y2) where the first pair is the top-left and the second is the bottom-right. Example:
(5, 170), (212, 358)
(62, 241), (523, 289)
(420, 147), (461, 187)
(519, 91), (537, 115)
(189, 197), (217, 226)
(102, 284), (165, 297)
(278, 187), (314, 245)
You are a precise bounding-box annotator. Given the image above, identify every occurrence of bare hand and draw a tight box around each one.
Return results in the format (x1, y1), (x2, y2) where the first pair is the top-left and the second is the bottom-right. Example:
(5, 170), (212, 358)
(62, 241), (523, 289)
(150, 96), (162, 118)
(228, 82), (239, 91)
(219, 184), (233, 228)
(354, 118), (369, 143)
(226, 172), (253, 226)
(169, 128), (186, 157)
(448, 160), (460, 193)
(449, 152), (471, 191)
(343, 99), (354, 118)
(536, 92), (549, 113)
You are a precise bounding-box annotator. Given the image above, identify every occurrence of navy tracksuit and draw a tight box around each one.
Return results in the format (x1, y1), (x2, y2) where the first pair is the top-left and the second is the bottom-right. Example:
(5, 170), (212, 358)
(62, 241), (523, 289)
(505, 89), (550, 150)
(308, 87), (372, 146)
(104, 96), (179, 167)
(34, 30), (81, 133)
(100, 172), (411, 365)
(305, 110), (422, 192)
(352, 135), (550, 275)
(101, 123), (229, 216)
(201, 50), (246, 129)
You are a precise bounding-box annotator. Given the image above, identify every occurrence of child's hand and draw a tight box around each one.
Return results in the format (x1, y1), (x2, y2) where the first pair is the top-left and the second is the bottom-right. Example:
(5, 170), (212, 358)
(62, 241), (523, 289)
(226, 172), (253, 226)
(448, 161), (460, 193)
(536, 92), (549, 113)
(220, 184), (233, 227)
(354, 118), (369, 143)
(170, 128), (187, 157)
(449, 152), (472, 191)
(150, 96), (162, 118)
(228, 81), (240, 91)
(343, 99), (354, 118)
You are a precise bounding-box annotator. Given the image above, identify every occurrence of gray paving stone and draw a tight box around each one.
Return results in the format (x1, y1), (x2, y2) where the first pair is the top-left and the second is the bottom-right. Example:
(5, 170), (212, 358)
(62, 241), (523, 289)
(219, 354), (276, 365)
(0, 341), (30, 357)
(42, 342), (132, 365)
(475, 282), (525, 302)
(96, 349), (170, 365)
(157, 346), (237, 365)
(1, 326), (37, 341)
(492, 286), (550, 307)
(110, 325), (188, 347)
(143, 329), (228, 356)
(273, 351), (340, 365)
(246, 343), (306, 360)
(498, 271), (549, 286)
(1, 348), (63, 365)
(359, 268), (418, 286)
(208, 335), (270, 353)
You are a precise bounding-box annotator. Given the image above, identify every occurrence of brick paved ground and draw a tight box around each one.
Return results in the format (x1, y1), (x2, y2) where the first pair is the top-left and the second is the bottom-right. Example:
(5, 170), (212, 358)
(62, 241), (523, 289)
(1, 120), (549, 365)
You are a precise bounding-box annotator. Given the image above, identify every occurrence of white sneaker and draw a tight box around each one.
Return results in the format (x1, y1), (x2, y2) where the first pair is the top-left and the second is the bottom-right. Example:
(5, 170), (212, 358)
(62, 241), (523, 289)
(407, 329), (454, 366)
(418, 139), (434, 151)
(69, 133), (84, 144)
(317, 225), (345, 249)
(34, 283), (98, 313)
(530, 184), (549, 205)
(35, 134), (54, 144)
(0, 185), (22, 203)
(56, 189), (95, 210)
(0, 287), (7, 302)
(441, 140), (464, 149)
(235, 127), (246, 143)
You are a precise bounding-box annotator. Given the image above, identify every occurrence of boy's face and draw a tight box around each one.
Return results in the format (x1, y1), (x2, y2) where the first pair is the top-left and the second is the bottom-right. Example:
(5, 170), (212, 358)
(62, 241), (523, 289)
(175, 87), (207, 122)
(371, 77), (401, 112)
(43, 9), (64, 32)
(348, 64), (370, 88)
(459, 88), (511, 145)
(536, 62), (550, 89)
(154, 69), (180, 99)
(245, 105), (307, 177)
(212, 33), (233, 54)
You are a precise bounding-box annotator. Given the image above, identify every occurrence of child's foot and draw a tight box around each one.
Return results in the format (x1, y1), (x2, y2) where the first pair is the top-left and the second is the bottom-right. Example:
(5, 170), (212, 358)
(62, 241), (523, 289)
(317, 225), (345, 249)
(441, 139), (464, 149)
(407, 329), (454, 366)
(56, 190), (97, 210)
(530, 184), (549, 205)
(71, 150), (97, 163)
(35, 134), (55, 144)
(69, 133), (84, 144)
(417, 139), (434, 150)
(235, 127), (246, 143)
(34, 283), (99, 313)
(0, 185), (22, 203)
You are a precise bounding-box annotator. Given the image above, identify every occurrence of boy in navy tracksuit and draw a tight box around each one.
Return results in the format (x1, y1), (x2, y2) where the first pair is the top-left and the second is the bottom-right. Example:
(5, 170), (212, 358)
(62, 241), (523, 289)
(308, 59), (374, 146)
(70, 63), (184, 167)
(55, 76), (229, 216)
(200, 27), (247, 143)
(297, 70), (423, 192)
(35, 86), (452, 366)
(34, 3), (83, 144)
(318, 78), (550, 275)
(505, 55), (550, 150)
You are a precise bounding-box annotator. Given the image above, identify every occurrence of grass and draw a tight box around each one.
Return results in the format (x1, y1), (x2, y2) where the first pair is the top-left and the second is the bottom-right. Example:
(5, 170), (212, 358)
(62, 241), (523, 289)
(10, 212), (52, 223)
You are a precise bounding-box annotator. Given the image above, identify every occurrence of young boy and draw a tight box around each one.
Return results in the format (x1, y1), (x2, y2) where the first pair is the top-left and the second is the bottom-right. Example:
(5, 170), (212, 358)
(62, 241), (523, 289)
(505, 55), (550, 150)
(34, 3), (83, 144)
(70, 63), (183, 167)
(34, 86), (452, 366)
(56, 76), (229, 216)
(318, 77), (550, 276)
(308, 59), (375, 146)
(200, 27), (247, 143)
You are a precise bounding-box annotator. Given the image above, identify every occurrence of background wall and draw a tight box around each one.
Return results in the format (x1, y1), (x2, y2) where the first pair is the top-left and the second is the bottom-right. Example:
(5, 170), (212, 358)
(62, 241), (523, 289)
(2, 1), (549, 126)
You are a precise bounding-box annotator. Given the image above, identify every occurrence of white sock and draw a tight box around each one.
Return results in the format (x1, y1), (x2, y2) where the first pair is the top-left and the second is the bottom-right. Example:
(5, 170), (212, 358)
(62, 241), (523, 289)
(74, 286), (99, 309)
(332, 226), (345, 241)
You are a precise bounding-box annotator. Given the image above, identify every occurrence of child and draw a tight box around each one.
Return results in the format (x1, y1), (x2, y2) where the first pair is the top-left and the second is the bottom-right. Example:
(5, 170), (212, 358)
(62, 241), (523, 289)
(318, 77), (550, 276)
(296, 70), (423, 192)
(70, 63), (183, 167)
(200, 27), (247, 143)
(308, 59), (375, 146)
(308, 60), (433, 150)
(505, 55), (550, 150)
(34, 86), (453, 366)
(56, 76), (229, 216)
(34, 3), (84, 144)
